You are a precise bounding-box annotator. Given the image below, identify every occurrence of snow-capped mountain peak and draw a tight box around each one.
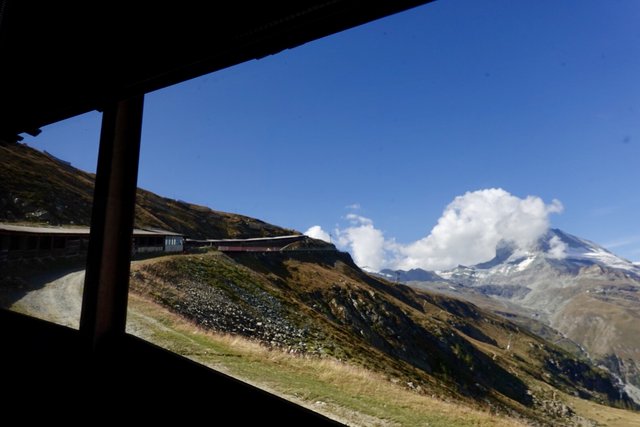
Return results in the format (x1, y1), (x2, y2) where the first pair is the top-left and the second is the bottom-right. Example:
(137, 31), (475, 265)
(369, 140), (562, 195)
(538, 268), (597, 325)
(538, 229), (639, 274)
(475, 228), (638, 273)
(379, 229), (639, 284)
(435, 228), (640, 282)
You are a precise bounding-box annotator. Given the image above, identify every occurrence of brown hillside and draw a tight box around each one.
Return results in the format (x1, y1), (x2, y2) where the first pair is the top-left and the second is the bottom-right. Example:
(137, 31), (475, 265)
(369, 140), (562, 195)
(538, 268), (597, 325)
(129, 249), (639, 425)
(0, 142), (296, 239)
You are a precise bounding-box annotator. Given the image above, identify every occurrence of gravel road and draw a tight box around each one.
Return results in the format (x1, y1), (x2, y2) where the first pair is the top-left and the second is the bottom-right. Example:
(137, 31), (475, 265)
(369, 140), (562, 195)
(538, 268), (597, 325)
(8, 270), (85, 328)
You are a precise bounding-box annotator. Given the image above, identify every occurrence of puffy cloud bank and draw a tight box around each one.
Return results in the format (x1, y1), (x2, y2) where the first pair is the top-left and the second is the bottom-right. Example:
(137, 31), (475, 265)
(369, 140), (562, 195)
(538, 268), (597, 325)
(396, 188), (563, 270)
(304, 225), (331, 243)
(334, 214), (390, 272)
(306, 188), (563, 271)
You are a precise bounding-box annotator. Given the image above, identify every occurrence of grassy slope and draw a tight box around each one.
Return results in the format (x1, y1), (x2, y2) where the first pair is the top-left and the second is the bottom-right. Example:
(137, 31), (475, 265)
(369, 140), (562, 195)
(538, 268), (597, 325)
(129, 251), (640, 426)
(127, 294), (526, 427)
(126, 287), (640, 427)
(0, 142), (295, 238)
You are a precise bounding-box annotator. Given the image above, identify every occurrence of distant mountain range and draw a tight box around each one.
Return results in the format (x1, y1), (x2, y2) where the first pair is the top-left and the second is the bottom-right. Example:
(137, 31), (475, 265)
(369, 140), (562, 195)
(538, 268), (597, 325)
(379, 268), (444, 283)
(383, 228), (640, 403)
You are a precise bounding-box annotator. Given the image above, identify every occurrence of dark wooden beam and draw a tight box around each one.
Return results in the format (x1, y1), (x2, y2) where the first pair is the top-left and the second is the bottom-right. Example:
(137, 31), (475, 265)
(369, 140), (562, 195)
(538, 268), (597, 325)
(80, 95), (144, 352)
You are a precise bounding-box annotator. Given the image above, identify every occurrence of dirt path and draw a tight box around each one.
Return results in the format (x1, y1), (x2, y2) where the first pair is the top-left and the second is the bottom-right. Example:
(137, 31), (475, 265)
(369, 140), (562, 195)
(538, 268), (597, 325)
(9, 270), (85, 328)
(4, 258), (172, 330)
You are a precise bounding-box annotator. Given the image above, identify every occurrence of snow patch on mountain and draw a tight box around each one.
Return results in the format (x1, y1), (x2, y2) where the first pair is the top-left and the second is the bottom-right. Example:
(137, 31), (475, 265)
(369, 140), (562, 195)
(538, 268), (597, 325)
(462, 229), (640, 278)
(540, 229), (637, 273)
(516, 255), (536, 271)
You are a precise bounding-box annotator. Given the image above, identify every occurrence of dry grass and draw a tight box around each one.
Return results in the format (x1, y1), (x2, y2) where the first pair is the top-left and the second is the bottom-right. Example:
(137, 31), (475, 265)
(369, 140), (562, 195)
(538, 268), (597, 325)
(126, 293), (527, 427)
(567, 393), (640, 427)
(559, 292), (640, 359)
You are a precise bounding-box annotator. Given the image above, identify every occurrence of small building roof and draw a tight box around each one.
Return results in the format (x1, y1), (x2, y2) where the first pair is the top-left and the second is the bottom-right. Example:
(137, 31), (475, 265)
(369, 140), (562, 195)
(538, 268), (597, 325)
(134, 228), (184, 237)
(200, 235), (304, 244)
(0, 223), (182, 237)
(0, 223), (90, 235)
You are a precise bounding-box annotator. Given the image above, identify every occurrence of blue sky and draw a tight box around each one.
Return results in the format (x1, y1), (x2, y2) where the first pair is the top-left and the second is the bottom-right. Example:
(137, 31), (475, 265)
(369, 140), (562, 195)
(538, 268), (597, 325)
(22, 0), (640, 265)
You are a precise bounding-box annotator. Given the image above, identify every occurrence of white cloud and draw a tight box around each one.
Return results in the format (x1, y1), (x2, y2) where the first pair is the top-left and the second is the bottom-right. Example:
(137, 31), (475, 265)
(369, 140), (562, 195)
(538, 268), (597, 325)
(345, 203), (361, 210)
(547, 235), (568, 259)
(397, 188), (563, 270)
(345, 213), (372, 226)
(304, 225), (331, 243)
(315, 188), (564, 272)
(335, 214), (390, 272)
